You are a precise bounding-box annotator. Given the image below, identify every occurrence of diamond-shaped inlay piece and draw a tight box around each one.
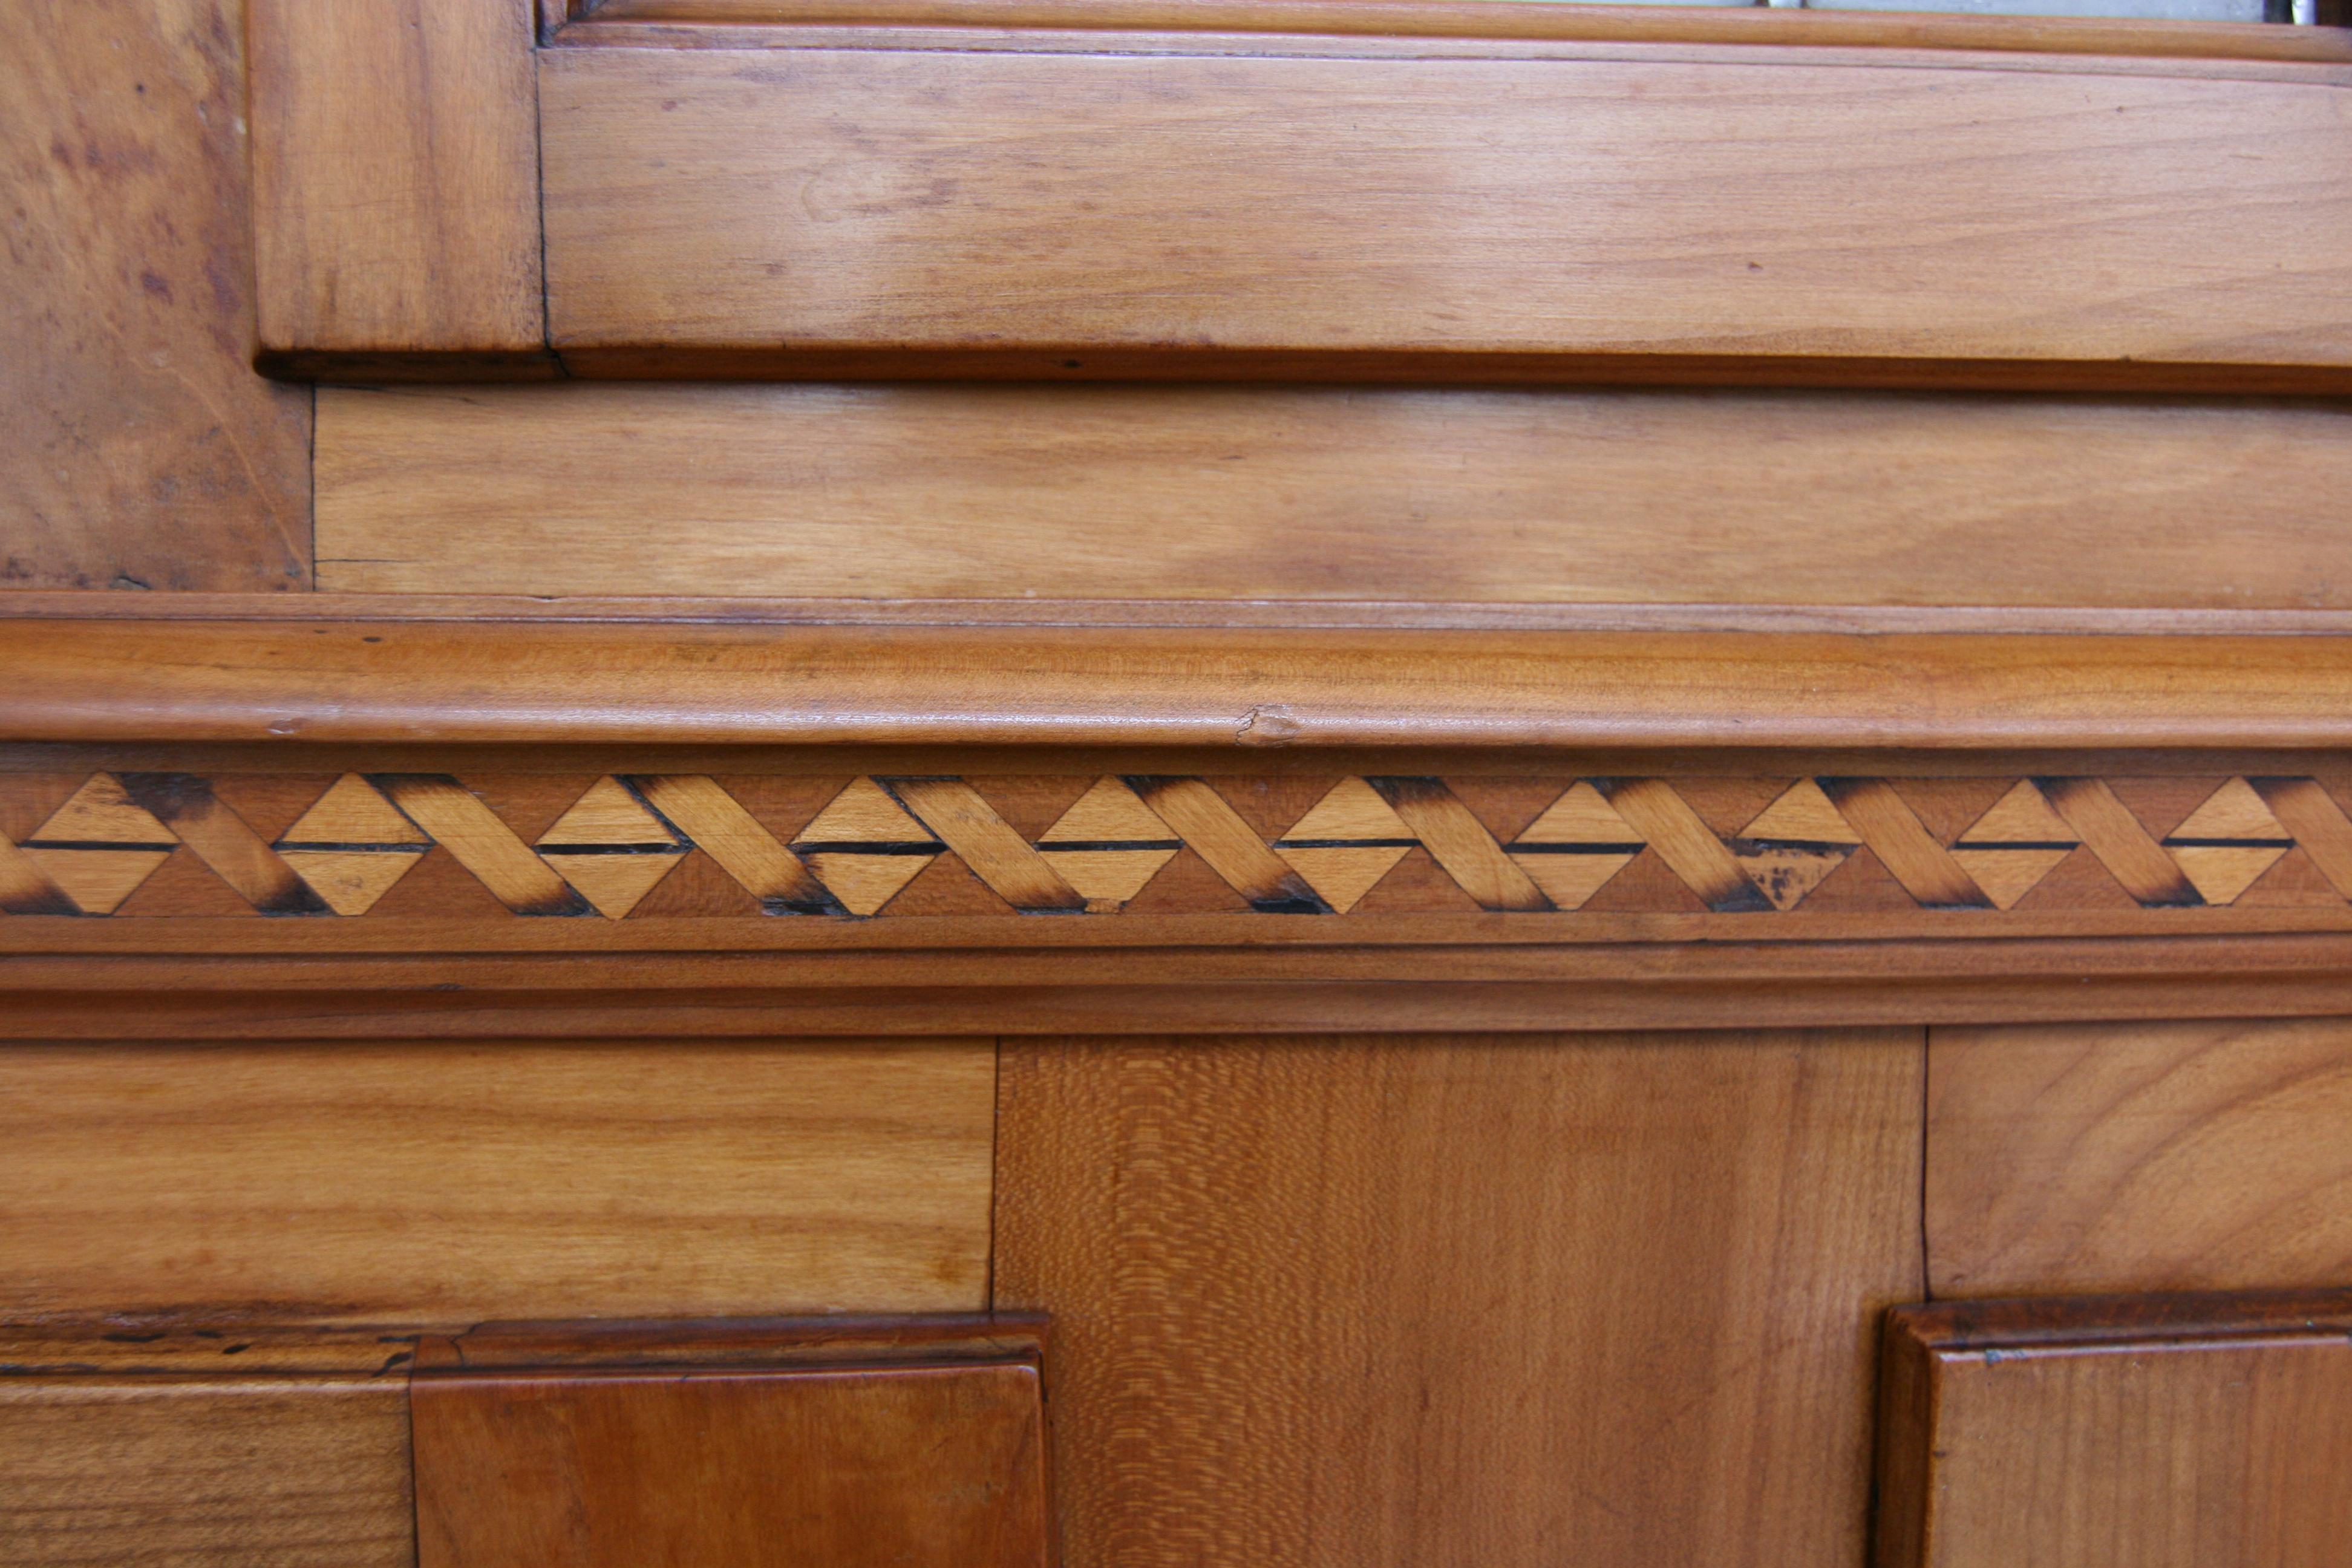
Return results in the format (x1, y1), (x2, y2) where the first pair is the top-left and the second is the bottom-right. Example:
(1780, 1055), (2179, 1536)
(1508, 782), (1644, 911)
(1272, 778), (1416, 913)
(1037, 777), (1180, 913)
(1953, 781), (2078, 912)
(22, 774), (177, 915)
(1733, 781), (1862, 912)
(2163, 777), (2293, 907)
(793, 778), (941, 917)
(275, 773), (430, 916)
(536, 777), (688, 920)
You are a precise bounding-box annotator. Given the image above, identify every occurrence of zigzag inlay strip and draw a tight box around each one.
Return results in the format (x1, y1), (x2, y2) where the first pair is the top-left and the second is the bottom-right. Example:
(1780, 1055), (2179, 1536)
(2, 771), (2347, 921)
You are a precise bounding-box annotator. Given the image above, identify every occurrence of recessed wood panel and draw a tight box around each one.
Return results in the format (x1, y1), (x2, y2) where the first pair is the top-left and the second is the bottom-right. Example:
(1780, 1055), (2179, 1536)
(0, 1040), (995, 1321)
(1927, 1017), (2352, 1296)
(540, 48), (2352, 388)
(3, 0), (310, 591)
(1878, 1295), (2352, 1568)
(413, 1364), (1048, 1568)
(315, 383), (2352, 605)
(994, 1029), (1922, 1567)
(0, 1377), (414, 1567)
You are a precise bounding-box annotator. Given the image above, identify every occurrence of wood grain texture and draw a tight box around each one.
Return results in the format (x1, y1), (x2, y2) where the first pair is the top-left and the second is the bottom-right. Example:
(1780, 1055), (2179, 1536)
(995, 1029), (1922, 1567)
(2, 0), (309, 590)
(573, 0), (2352, 62)
(541, 48), (2352, 388)
(0, 1377), (414, 1567)
(0, 1039), (993, 1321)
(1927, 1017), (2352, 1296)
(413, 1364), (1048, 1568)
(19, 617), (2352, 749)
(1879, 1293), (2352, 1568)
(246, 0), (547, 366)
(313, 384), (2352, 605)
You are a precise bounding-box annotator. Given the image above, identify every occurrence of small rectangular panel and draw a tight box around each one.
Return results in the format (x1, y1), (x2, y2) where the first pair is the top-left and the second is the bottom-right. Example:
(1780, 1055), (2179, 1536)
(413, 1364), (1048, 1568)
(314, 384), (2352, 604)
(0, 1377), (414, 1567)
(541, 48), (2352, 388)
(996, 1029), (1923, 1567)
(247, 0), (548, 368)
(1879, 1294), (2352, 1568)
(1927, 1018), (2352, 1295)
(0, 1040), (993, 1320)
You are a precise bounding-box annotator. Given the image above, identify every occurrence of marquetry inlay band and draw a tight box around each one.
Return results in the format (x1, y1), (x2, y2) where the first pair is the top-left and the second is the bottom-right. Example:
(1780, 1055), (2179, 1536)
(0, 770), (2342, 921)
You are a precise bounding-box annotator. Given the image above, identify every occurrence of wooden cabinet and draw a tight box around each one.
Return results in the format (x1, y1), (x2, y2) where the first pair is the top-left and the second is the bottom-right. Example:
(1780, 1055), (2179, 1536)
(8, 0), (2352, 1561)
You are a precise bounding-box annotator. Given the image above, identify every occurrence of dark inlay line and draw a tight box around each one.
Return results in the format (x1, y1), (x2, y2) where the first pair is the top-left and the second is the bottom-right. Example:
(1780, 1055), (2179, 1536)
(792, 840), (944, 855)
(272, 840), (430, 854)
(19, 840), (177, 852)
(1726, 838), (1855, 856)
(1953, 840), (2077, 852)
(2162, 837), (2295, 849)
(1273, 838), (1419, 850)
(1039, 840), (1183, 854)
(535, 843), (687, 856)
(1505, 841), (1646, 856)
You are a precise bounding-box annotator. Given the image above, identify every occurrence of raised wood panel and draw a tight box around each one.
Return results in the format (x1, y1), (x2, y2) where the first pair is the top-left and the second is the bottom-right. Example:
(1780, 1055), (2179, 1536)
(413, 1364), (1049, 1568)
(0, 1377), (414, 1567)
(994, 1029), (1922, 1567)
(246, 0), (548, 371)
(1927, 1017), (2352, 1296)
(314, 383), (2352, 605)
(0, 1040), (994, 1321)
(1878, 1294), (2352, 1568)
(2, 0), (310, 590)
(540, 48), (2352, 388)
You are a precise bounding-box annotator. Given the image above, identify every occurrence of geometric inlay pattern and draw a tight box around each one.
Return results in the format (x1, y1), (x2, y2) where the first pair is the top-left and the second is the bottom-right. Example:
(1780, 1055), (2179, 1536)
(2, 770), (2350, 921)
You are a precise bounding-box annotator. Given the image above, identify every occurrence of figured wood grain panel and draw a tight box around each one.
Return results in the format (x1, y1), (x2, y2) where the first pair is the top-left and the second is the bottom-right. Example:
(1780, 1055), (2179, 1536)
(0, 1377), (414, 1567)
(994, 1029), (1922, 1568)
(0, 1039), (993, 1321)
(1927, 1018), (2352, 1296)
(540, 48), (2352, 387)
(313, 383), (2352, 604)
(413, 1365), (1048, 1568)
(1878, 1296), (2352, 1568)
(2, 0), (310, 590)
(246, 0), (547, 368)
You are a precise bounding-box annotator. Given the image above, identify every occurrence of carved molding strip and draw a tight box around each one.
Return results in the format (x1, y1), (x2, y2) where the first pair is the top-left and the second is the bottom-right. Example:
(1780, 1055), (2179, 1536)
(2, 769), (2345, 922)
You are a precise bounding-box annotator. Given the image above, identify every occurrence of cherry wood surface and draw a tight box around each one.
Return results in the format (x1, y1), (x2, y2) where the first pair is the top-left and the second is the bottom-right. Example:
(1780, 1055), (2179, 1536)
(314, 383), (2352, 606)
(245, 0), (549, 374)
(0, 1376), (415, 1568)
(0, 1039), (995, 1322)
(1927, 1017), (2352, 1297)
(413, 1363), (1050, 1568)
(995, 1028), (1922, 1567)
(2, 0), (310, 592)
(1878, 1292), (2352, 1568)
(15, 615), (2352, 750)
(540, 45), (2352, 389)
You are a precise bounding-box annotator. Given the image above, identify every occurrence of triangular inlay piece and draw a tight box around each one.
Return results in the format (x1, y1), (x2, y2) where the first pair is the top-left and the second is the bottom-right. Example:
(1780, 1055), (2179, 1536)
(24, 775), (176, 914)
(537, 778), (687, 920)
(1507, 781), (1643, 910)
(794, 778), (939, 916)
(1273, 779), (1414, 914)
(2164, 777), (2292, 906)
(276, 774), (428, 915)
(1038, 777), (1178, 912)
(1953, 780), (2078, 911)
(1733, 781), (1861, 912)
